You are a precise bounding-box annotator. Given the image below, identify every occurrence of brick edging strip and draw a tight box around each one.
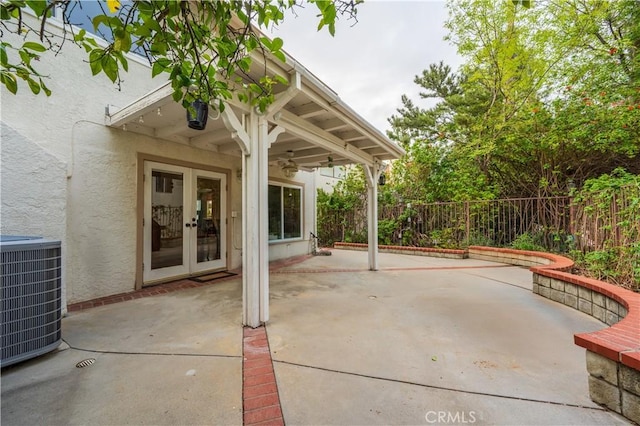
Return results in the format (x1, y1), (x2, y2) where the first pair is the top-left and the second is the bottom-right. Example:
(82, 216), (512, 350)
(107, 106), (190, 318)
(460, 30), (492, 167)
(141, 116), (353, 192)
(243, 326), (284, 426)
(67, 273), (241, 312)
(67, 254), (312, 313)
(334, 242), (466, 256)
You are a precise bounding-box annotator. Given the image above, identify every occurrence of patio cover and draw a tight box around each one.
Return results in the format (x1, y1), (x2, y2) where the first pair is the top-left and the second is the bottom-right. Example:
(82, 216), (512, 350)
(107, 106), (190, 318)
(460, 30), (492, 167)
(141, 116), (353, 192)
(105, 44), (405, 327)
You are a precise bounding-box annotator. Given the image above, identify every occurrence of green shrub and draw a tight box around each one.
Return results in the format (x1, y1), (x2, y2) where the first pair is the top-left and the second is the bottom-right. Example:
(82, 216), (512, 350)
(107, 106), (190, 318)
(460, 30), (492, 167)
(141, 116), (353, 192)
(510, 233), (546, 251)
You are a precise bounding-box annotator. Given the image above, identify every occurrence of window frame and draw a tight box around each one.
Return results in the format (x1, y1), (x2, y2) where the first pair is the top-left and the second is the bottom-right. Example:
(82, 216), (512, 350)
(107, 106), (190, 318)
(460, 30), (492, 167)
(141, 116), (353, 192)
(268, 181), (303, 243)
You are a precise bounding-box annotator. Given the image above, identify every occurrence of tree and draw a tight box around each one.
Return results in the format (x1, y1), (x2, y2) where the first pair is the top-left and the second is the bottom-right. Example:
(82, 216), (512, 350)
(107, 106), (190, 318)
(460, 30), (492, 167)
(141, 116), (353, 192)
(0, 0), (360, 112)
(388, 0), (639, 201)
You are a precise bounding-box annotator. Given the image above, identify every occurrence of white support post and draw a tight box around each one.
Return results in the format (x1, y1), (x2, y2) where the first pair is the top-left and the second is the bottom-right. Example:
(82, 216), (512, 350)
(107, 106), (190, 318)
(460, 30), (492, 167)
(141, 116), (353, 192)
(242, 112), (270, 327)
(364, 164), (382, 271)
(257, 115), (270, 323)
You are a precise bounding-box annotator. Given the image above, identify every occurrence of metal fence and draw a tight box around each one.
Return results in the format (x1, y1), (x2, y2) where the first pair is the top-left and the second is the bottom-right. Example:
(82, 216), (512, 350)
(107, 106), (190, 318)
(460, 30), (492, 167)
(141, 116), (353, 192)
(152, 205), (183, 239)
(318, 188), (638, 254)
(318, 185), (639, 289)
(572, 189), (640, 253)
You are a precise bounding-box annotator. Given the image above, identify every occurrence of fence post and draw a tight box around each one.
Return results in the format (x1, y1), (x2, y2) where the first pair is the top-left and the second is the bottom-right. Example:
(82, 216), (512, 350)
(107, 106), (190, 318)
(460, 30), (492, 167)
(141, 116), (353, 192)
(612, 193), (620, 247)
(465, 201), (470, 246)
(569, 197), (574, 235)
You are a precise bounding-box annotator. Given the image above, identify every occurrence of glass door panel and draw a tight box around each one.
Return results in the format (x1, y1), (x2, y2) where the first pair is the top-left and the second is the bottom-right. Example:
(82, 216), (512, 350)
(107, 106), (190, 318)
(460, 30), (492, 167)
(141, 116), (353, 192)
(196, 177), (220, 263)
(151, 170), (184, 269)
(144, 162), (190, 283)
(143, 162), (227, 284)
(191, 170), (226, 273)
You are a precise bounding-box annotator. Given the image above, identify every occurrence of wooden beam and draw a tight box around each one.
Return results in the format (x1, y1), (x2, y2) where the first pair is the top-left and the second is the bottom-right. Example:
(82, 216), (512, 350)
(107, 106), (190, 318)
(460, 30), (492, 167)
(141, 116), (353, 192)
(268, 140), (313, 155)
(316, 117), (349, 132)
(288, 102), (326, 118)
(106, 82), (174, 127)
(221, 104), (250, 155)
(266, 72), (301, 120)
(275, 110), (374, 166)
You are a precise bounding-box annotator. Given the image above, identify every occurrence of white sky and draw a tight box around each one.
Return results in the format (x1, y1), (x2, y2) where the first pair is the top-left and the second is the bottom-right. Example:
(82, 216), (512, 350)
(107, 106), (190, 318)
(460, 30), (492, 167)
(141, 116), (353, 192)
(268, 0), (464, 134)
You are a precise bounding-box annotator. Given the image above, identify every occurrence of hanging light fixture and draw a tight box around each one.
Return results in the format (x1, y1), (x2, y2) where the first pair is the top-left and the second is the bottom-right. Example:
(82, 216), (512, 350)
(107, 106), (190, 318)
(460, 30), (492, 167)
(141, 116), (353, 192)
(378, 172), (386, 186)
(186, 99), (208, 130)
(282, 150), (298, 178)
(282, 161), (298, 178)
(327, 156), (334, 168)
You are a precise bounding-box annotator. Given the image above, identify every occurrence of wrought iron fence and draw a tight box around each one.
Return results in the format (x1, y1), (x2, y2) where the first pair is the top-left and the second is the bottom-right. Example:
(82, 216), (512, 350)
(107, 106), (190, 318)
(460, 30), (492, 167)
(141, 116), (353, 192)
(572, 188), (640, 252)
(318, 185), (639, 289)
(318, 190), (637, 254)
(152, 205), (183, 240)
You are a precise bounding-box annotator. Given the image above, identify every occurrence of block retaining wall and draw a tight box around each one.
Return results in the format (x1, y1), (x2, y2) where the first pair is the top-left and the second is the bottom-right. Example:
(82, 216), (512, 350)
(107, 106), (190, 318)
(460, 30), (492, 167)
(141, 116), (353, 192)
(467, 246), (639, 424)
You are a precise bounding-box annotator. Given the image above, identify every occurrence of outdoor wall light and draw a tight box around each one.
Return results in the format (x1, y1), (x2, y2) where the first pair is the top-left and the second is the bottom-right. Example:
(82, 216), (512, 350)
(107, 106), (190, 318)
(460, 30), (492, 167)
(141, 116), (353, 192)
(378, 172), (386, 186)
(187, 99), (208, 130)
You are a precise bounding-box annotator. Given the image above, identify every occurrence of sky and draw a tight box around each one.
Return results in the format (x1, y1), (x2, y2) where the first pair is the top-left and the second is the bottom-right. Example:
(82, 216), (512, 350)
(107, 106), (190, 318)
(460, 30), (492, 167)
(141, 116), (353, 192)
(268, 1), (464, 133)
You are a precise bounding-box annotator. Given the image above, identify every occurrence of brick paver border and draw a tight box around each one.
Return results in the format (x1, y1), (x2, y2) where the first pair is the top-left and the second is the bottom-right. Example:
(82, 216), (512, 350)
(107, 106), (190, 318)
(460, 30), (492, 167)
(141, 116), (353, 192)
(66, 254), (315, 313)
(243, 326), (284, 426)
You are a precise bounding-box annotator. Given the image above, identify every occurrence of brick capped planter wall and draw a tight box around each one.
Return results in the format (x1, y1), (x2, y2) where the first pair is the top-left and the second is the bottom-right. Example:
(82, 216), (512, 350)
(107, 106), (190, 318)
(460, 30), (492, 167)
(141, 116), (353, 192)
(333, 242), (466, 259)
(467, 246), (640, 424)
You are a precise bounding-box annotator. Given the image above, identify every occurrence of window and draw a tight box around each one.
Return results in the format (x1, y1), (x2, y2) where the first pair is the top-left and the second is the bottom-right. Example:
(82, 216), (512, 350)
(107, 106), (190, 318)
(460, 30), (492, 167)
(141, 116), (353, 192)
(268, 183), (302, 241)
(154, 172), (180, 194)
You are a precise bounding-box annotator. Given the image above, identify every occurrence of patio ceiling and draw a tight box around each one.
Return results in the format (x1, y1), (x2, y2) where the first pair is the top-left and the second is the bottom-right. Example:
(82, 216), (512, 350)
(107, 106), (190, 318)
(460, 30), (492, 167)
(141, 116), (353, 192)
(104, 45), (405, 169)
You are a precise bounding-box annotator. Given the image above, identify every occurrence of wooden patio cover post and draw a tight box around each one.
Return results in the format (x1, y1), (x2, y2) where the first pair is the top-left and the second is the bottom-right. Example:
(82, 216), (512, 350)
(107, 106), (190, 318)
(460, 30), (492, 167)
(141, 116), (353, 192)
(364, 163), (383, 271)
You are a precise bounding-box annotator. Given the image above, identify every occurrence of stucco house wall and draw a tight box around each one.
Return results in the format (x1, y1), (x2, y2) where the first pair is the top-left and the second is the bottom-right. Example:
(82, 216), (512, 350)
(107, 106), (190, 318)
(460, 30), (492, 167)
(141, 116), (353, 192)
(1, 13), (317, 304)
(1, 123), (69, 305)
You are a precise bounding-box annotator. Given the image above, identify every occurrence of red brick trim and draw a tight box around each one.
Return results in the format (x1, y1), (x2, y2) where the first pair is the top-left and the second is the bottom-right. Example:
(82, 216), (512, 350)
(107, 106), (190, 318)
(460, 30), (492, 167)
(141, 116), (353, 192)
(243, 326), (284, 426)
(67, 273), (240, 312)
(67, 254), (310, 312)
(468, 245), (574, 271)
(469, 246), (640, 372)
(334, 242), (466, 256)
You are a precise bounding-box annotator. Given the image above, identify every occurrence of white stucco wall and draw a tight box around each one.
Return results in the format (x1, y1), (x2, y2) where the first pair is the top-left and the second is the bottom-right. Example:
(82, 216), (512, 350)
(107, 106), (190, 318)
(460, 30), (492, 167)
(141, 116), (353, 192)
(66, 123), (242, 302)
(1, 13), (321, 304)
(315, 166), (347, 194)
(0, 14), (159, 170)
(1, 122), (69, 308)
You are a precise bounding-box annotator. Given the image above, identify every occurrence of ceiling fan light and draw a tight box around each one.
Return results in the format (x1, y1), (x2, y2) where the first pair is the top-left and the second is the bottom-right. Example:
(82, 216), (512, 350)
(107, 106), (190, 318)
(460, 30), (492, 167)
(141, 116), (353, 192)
(282, 163), (298, 178)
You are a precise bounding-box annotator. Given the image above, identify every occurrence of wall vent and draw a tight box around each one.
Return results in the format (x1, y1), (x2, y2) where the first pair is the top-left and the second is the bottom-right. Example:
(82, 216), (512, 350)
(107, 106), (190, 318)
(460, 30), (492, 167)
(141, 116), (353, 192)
(1, 236), (62, 367)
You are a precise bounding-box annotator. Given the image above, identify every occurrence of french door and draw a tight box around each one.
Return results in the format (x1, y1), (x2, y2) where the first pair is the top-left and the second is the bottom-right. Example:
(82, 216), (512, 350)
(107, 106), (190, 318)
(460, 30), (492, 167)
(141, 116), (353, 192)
(143, 161), (226, 284)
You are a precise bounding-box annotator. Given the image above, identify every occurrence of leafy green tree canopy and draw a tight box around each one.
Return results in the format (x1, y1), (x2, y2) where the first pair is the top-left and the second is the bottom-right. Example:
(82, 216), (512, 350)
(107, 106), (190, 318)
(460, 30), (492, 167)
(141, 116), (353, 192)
(0, 0), (360, 111)
(388, 0), (640, 201)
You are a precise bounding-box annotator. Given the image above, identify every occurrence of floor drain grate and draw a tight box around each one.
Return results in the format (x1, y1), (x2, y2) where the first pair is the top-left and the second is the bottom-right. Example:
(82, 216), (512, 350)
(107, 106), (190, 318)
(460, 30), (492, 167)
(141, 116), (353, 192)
(76, 358), (96, 368)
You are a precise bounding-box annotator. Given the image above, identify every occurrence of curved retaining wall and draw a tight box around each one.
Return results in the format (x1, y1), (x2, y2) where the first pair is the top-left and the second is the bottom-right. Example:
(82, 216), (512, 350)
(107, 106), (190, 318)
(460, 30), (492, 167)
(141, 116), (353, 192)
(333, 242), (466, 259)
(468, 246), (639, 424)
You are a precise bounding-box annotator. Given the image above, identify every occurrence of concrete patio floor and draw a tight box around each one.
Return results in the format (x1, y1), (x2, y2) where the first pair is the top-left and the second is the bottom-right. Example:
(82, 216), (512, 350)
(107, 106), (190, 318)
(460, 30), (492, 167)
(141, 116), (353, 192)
(1, 250), (631, 425)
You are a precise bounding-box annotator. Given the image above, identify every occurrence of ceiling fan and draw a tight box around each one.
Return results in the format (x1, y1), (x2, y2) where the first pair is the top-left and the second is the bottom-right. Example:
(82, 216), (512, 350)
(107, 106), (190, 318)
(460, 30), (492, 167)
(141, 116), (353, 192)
(275, 150), (320, 177)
